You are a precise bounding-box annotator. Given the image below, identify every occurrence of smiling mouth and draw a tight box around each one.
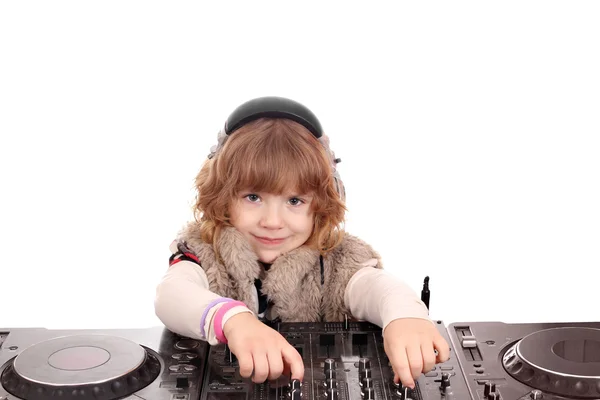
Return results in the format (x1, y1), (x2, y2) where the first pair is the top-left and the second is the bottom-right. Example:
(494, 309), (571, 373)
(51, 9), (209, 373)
(253, 235), (286, 245)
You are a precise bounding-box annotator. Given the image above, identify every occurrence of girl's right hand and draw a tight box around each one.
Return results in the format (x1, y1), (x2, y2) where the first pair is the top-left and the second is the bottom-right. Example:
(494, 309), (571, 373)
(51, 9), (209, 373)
(222, 313), (304, 383)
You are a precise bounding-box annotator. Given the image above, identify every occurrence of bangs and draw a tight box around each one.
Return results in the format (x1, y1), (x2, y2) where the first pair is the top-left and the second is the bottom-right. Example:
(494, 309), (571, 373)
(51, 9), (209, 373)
(219, 119), (331, 197)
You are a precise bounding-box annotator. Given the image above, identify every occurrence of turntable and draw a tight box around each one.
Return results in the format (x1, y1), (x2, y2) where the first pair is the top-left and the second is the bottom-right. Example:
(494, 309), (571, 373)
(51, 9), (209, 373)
(447, 320), (600, 399)
(0, 326), (209, 400)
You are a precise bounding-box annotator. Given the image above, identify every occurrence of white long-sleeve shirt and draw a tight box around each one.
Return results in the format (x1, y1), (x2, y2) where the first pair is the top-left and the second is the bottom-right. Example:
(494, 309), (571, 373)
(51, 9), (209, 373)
(155, 246), (431, 344)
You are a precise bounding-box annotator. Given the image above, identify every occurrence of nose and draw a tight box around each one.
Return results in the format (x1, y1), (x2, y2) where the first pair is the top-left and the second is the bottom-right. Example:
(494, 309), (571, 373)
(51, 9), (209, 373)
(260, 203), (284, 229)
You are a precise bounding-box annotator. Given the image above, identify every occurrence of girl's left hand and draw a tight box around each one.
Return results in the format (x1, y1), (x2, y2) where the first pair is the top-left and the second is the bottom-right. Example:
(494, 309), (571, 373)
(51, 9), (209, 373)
(383, 318), (450, 389)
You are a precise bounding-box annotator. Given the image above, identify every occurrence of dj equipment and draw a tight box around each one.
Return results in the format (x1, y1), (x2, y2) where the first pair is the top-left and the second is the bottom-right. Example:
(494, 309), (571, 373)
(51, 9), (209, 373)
(3, 319), (600, 400)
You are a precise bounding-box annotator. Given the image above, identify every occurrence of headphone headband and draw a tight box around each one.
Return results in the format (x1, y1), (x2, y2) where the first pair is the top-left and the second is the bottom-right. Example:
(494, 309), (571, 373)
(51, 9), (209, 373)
(224, 96), (323, 138)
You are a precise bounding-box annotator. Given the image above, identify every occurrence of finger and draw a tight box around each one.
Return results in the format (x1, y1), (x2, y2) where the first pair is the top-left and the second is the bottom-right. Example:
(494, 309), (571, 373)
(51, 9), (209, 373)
(236, 349), (254, 379)
(421, 342), (437, 373)
(406, 342), (424, 381)
(267, 348), (284, 381)
(252, 350), (269, 383)
(389, 348), (414, 389)
(433, 333), (451, 363)
(281, 344), (305, 381)
(282, 362), (291, 378)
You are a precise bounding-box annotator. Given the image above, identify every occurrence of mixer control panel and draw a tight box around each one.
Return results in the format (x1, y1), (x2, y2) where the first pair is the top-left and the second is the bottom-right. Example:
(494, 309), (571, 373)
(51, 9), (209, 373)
(199, 321), (470, 400)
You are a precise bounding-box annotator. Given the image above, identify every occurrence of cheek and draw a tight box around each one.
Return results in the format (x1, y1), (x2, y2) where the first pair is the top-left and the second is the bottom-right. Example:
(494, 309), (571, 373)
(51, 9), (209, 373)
(300, 213), (315, 235)
(228, 202), (243, 227)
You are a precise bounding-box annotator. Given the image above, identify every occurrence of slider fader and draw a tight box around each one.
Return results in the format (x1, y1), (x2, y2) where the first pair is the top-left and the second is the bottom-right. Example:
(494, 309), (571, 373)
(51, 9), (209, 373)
(199, 320), (470, 400)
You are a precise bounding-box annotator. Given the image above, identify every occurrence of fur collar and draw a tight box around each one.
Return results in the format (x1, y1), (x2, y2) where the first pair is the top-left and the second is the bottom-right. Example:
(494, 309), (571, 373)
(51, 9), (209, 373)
(177, 224), (322, 318)
(176, 222), (381, 322)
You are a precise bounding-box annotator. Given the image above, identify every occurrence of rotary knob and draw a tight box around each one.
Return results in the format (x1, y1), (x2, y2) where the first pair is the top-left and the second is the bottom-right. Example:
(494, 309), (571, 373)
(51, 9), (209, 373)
(530, 390), (543, 399)
(325, 378), (338, 388)
(324, 359), (336, 373)
(359, 358), (371, 373)
(326, 387), (339, 400)
(362, 377), (373, 389)
(290, 379), (302, 391)
(363, 387), (375, 400)
(325, 369), (337, 380)
(396, 385), (413, 399)
(359, 367), (372, 384)
(290, 388), (302, 400)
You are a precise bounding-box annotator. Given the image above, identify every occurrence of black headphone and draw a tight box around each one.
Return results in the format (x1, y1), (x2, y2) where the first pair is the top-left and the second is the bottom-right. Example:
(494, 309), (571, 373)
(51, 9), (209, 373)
(224, 96), (324, 138)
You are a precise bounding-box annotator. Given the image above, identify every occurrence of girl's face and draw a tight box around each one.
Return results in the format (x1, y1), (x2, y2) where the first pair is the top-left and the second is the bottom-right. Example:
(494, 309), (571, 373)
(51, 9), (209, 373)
(229, 190), (314, 263)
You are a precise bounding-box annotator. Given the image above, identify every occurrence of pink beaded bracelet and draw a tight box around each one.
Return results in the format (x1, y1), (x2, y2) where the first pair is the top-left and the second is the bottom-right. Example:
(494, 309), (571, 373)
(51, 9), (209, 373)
(213, 301), (247, 344)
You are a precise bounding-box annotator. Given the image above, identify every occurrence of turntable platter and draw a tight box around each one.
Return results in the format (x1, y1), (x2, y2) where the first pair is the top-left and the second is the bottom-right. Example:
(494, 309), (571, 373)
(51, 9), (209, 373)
(503, 327), (600, 398)
(1, 334), (161, 400)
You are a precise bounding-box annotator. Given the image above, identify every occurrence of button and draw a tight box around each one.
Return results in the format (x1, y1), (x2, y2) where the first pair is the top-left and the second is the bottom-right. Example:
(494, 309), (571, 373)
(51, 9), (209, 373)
(183, 365), (196, 371)
(440, 366), (454, 371)
(175, 339), (199, 350)
(172, 352), (198, 360)
(425, 371), (438, 377)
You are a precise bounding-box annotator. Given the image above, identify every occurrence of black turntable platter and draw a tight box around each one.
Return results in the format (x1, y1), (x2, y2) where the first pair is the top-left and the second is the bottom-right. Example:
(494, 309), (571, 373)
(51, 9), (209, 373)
(503, 327), (600, 398)
(1, 334), (161, 400)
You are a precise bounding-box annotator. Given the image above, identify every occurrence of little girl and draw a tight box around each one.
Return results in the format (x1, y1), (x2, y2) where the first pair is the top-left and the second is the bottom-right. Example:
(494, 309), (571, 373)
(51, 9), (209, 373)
(154, 96), (449, 389)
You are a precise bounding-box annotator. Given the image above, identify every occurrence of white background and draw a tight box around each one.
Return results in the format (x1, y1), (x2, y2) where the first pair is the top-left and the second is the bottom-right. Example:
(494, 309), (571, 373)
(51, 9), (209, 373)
(1, 1), (599, 330)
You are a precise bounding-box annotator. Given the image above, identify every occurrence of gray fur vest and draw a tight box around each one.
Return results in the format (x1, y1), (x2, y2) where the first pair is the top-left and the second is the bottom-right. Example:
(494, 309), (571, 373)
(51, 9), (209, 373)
(176, 223), (382, 322)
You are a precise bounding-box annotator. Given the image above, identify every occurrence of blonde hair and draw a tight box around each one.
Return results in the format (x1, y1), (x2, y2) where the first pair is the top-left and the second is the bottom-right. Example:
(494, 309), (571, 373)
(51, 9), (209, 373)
(193, 118), (346, 256)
